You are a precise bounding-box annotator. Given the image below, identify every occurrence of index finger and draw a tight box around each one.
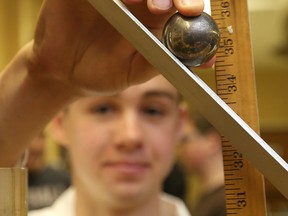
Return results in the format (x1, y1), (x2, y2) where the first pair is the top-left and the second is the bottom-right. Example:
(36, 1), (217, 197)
(145, 0), (204, 16)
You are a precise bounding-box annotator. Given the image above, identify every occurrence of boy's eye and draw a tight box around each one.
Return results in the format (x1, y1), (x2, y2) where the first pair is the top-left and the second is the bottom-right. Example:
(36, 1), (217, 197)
(97, 106), (110, 113)
(90, 104), (114, 115)
(143, 107), (165, 116)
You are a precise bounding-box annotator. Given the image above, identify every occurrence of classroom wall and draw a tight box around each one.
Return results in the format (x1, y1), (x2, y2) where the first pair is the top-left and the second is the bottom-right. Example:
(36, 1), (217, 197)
(0, 0), (41, 70)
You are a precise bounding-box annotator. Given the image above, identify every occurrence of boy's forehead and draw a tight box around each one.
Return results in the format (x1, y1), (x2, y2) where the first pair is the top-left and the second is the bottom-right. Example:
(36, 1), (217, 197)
(122, 76), (181, 103)
(125, 75), (177, 93)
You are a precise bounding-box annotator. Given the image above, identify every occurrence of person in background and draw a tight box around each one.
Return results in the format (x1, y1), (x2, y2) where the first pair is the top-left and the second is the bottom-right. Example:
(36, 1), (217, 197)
(179, 112), (226, 216)
(27, 131), (71, 210)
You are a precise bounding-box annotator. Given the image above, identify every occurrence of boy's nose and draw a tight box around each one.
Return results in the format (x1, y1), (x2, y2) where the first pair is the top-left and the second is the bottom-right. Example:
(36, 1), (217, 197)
(115, 112), (143, 152)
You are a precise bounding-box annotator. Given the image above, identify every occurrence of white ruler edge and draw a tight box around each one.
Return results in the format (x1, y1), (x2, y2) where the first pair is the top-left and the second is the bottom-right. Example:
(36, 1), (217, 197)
(204, 0), (211, 14)
(87, 0), (288, 198)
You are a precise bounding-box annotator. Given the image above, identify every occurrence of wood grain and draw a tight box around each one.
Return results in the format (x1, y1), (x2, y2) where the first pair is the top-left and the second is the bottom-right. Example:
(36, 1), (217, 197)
(0, 168), (27, 216)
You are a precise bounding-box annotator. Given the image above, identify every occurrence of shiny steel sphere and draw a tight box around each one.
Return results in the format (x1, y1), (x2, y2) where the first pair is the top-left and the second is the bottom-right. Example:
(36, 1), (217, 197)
(163, 12), (220, 67)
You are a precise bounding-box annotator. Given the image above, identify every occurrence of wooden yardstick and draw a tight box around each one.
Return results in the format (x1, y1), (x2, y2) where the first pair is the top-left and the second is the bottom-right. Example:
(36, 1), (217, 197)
(211, 0), (267, 215)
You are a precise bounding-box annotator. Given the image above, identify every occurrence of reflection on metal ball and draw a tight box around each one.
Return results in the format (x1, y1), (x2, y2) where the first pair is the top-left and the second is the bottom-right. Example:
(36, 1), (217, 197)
(163, 12), (220, 67)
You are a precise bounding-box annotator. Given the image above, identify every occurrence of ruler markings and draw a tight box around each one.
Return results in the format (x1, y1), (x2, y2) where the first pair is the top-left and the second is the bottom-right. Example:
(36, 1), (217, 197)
(211, 0), (267, 214)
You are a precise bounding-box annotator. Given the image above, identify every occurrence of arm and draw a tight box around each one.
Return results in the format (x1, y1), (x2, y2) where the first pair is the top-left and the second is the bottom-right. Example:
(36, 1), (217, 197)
(0, 43), (75, 166)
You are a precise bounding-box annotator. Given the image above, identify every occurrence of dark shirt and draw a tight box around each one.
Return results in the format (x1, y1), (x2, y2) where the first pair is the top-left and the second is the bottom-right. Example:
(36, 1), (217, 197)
(163, 163), (186, 200)
(28, 166), (71, 210)
(191, 185), (227, 216)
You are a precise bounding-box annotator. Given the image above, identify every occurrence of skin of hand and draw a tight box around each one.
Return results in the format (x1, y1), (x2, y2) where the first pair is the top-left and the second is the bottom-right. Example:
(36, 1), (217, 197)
(28, 0), (205, 96)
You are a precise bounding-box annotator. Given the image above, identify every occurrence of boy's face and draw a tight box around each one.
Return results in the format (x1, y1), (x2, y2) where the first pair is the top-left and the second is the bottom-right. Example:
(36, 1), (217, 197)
(53, 75), (185, 204)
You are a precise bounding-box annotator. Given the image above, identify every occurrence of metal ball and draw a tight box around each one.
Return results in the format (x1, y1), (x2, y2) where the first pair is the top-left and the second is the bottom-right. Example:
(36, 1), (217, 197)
(163, 12), (220, 67)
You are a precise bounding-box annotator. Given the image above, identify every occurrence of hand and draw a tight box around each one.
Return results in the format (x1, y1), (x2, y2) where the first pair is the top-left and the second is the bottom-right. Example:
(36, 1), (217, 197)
(29, 0), (206, 96)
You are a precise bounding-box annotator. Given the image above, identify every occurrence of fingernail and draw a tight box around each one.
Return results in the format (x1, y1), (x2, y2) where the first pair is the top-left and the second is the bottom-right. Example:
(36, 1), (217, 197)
(181, 0), (194, 5)
(152, 0), (172, 10)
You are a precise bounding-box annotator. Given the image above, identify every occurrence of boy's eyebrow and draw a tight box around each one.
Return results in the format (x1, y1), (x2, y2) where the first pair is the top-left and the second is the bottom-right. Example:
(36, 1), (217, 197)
(142, 90), (179, 102)
(107, 90), (181, 102)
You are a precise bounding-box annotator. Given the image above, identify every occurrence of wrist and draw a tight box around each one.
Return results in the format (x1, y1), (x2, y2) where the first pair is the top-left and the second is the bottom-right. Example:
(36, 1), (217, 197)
(25, 41), (78, 101)
(0, 43), (77, 166)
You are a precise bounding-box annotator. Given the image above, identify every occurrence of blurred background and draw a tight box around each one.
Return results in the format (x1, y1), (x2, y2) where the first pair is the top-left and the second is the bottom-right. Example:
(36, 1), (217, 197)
(0, 0), (287, 215)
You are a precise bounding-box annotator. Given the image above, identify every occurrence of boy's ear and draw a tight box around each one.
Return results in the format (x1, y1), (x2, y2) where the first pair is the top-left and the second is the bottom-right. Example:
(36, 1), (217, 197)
(48, 111), (69, 147)
(176, 102), (189, 142)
